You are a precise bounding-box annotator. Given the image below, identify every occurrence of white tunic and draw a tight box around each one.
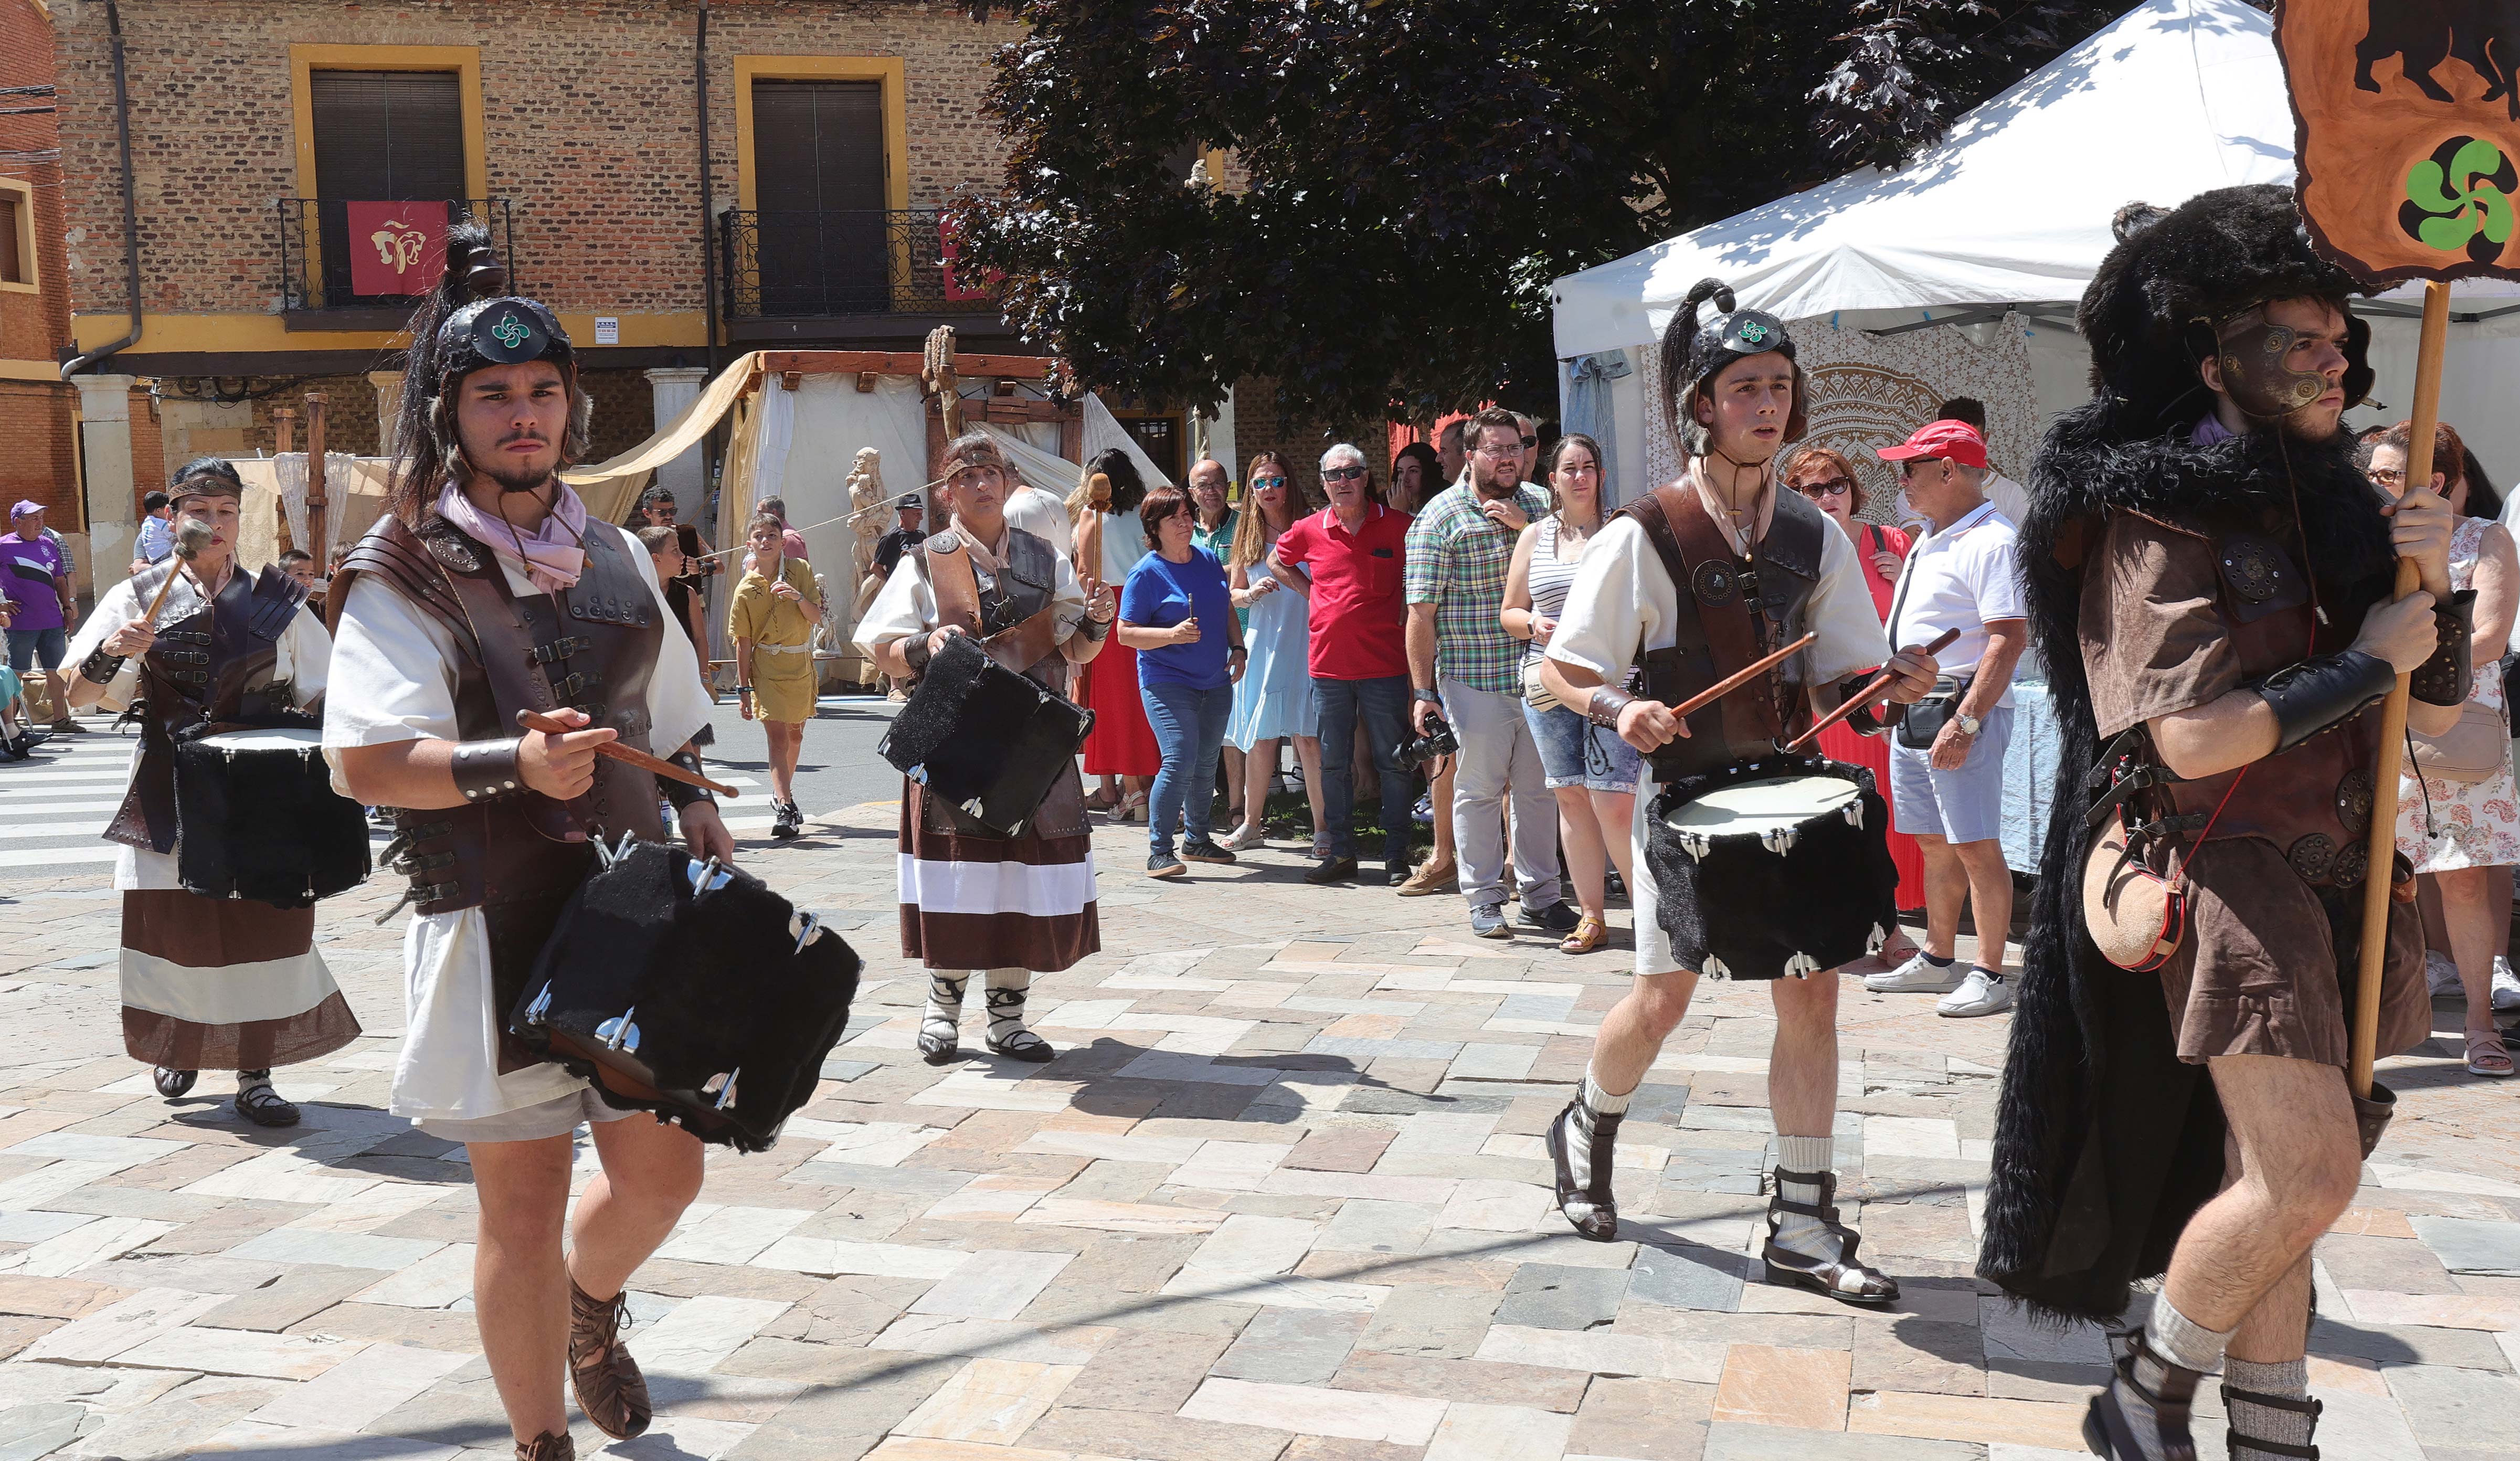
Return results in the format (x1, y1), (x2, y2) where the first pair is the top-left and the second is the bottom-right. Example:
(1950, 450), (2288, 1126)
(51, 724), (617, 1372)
(320, 521), (713, 1123)
(852, 523), (1091, 654)
(63, 568), (333, 891)
(1547, 501), (1889, 977)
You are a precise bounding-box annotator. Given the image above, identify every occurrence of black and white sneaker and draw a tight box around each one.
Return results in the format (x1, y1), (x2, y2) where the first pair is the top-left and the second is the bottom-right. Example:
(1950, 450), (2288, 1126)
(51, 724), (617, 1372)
(771, 800), (803, 839)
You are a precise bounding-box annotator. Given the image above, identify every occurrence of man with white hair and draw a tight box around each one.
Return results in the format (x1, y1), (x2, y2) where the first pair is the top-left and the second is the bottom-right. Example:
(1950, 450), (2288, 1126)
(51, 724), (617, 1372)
(1866, 419), (2028, 1017)
(1269, 442), (1416, 883)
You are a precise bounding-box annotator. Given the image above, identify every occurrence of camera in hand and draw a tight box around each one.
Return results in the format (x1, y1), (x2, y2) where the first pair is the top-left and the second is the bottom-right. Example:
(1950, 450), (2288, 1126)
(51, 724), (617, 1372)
(1397, 715), (1459, 769)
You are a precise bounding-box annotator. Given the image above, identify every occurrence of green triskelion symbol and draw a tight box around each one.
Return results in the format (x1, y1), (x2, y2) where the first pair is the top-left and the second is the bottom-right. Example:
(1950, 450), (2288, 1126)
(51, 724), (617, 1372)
(491, 313), (530, 348)
(2402, 136), (2519, 264)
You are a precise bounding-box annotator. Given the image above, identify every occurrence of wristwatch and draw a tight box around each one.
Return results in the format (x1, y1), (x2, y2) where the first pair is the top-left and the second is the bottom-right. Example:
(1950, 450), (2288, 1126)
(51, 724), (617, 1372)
(1954, 712), (1982, 736)
(1412, 687), (1442, 705)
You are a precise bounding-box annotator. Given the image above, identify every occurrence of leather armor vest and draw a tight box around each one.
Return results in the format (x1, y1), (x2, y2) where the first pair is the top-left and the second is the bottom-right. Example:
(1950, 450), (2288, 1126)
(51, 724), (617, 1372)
(107, 562), (314, 854)
(332, 513), (668, 926)
(915, 524), (1070, 694)
(2138, 518), (2392, 890)
(1624, 483), (1829, 781)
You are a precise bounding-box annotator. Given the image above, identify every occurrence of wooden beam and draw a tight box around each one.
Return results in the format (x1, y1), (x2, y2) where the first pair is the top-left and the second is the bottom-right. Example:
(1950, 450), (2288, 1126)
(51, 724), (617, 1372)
(304, 392), (329, 563)
(755, 349), (1057, 380)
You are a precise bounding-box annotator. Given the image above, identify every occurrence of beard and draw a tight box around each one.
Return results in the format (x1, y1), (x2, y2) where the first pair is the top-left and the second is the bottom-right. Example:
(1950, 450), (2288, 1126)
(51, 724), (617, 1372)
(466, 444), (557, 495)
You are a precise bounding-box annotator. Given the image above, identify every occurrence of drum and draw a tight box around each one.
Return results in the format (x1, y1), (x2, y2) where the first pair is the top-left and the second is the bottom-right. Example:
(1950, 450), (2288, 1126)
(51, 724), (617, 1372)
(508, 835), (862, 1152)
(173, 726), (372, 908)
(1643, 756), (1899, 981)
(880, 630), (1094, 838)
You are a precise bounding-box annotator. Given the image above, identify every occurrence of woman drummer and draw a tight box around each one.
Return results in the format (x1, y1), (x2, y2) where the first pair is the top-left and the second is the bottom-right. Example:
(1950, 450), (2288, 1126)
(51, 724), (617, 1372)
(61, 457), (358, 1128)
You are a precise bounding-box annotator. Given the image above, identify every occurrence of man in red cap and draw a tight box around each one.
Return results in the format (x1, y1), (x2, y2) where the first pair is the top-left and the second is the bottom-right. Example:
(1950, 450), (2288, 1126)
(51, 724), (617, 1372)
(1864, 418), (2029, 1018)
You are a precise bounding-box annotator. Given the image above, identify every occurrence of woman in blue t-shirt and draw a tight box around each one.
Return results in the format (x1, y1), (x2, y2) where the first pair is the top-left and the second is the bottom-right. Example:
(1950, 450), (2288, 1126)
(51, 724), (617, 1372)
(1118, 483), (1247, 878)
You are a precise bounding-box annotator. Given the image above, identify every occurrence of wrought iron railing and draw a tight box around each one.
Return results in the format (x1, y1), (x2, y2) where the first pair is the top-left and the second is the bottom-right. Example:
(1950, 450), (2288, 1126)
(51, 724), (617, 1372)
(278, 197), (517, 312)
(717, 207), (997, 319)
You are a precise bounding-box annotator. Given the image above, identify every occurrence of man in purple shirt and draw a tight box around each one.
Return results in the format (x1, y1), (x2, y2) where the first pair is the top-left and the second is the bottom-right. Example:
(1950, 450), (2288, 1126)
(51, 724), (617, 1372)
(2, 500), (78, 731)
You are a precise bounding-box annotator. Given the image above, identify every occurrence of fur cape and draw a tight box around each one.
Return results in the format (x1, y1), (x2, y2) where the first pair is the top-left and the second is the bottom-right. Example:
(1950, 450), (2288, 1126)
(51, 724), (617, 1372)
(1973, 394), (2396, 1322)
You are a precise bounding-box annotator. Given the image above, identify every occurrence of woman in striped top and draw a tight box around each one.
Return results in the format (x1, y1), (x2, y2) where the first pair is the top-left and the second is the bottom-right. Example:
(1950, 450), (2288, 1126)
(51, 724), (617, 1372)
(1500, 435), (1640, 955)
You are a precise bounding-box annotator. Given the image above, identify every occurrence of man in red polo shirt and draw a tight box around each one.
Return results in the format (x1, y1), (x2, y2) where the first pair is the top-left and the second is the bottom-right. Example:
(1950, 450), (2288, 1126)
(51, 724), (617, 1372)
(1270, 442), (1414, 884)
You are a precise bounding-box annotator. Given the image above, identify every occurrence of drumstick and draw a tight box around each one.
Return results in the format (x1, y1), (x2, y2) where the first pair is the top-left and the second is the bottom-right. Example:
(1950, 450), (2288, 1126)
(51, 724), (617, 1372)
(1785, 628), (1963, 751)
(513, 710), (743, 798)
(1665, 633), (1818, 721)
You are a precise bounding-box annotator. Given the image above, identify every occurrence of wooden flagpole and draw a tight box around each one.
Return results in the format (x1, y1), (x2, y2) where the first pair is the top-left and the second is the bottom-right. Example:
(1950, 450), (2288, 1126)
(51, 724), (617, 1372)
(2350, 280), (2450, 1102)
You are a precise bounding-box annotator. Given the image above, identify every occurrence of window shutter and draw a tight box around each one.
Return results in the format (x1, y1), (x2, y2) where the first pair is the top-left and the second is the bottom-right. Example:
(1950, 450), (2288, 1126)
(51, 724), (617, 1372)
(0, 197), (22, 284)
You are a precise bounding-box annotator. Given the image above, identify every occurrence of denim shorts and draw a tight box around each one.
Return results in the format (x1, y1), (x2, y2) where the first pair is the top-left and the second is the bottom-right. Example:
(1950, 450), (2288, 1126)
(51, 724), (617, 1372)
(1522, 701), (1642, 793)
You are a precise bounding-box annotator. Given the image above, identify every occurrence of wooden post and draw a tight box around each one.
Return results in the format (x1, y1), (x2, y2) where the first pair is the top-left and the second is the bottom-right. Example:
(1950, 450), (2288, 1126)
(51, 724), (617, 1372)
(270, 407), (300, 554)
(2351, 279), (2451, 1102)
(304, 391), (329, 565)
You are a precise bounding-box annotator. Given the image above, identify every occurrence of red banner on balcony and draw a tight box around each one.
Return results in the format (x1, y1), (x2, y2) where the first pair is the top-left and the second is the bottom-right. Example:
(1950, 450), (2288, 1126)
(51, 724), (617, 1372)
(938, 213), (1000, 302)
(346, 200), (449, 297)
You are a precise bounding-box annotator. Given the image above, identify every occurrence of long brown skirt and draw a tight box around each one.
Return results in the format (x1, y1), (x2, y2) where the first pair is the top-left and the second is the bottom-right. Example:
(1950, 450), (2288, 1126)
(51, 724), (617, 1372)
(120, 889), (361, 1071)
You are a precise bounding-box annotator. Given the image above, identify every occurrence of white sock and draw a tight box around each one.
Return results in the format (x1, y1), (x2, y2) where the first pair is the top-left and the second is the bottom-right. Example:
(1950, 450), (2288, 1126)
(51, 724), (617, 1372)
(922, 972), (969, 1044)
(2137, 1292), (2232, 1391)
(1772, 1134), (1838, 1258)
(984, 968), (1045, 1052)
(1558, 1068), (1633, 1221)
(2222, 1356), (2313, 1456)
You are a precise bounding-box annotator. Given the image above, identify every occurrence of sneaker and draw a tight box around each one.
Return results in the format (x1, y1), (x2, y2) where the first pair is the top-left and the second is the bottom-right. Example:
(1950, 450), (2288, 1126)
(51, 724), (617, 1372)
(2494, 956), (2520, 1012)
(1471, 902), (1512, 939)
(1181, 840), (1237, 866)
(1395, 857), (1457, 897)
(1936, 966), (2015, 1018)
(1605, 868), (1628, 905)
(2427, 949), (2462, 997)
(1412, 793), (1435, 826)
(1148, 852), (1187, 879)
(1216, 822), (1265, 851)
(771, 800), (803, 839)
(1520, 899), (1581, 935)
(1863, 951), (1966, 993)
(1305, 855), (1358, 885)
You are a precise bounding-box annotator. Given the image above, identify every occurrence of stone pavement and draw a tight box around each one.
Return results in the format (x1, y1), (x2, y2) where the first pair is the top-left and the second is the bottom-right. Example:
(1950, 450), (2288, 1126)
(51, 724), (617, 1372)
(2, 736), (2518, 1460)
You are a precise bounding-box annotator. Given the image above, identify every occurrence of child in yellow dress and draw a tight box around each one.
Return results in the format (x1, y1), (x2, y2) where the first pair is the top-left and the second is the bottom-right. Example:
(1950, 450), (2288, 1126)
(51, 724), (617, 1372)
(729, 512), (822, 838)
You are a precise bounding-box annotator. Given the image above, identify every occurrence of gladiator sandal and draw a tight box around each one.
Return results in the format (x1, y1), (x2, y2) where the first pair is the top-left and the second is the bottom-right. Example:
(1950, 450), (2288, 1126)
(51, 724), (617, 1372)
(2083, 1329), (2203, 1461)
(1760, 1167), (1899, 1305)
(1546, 1096), (1622, 1241)
(983, 974), (1054, 1063)
(515, 1430), (575, 1461)
(567, 1274), (652, 1441)
(153, 1067), (197, 1099)
(232, 1071), (299, 1128)
(920, 972), (969, 1064)
(2221, 1383), (2321, 1460)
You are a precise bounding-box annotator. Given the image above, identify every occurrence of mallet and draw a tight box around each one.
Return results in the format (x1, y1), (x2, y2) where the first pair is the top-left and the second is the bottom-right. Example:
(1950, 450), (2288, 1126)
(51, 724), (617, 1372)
(140, 517), (216, 628)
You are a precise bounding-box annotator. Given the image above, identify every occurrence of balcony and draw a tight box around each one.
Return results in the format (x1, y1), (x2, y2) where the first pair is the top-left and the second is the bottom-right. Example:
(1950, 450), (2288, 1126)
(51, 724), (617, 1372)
(278, 198), (518, 330)
(717, 207), (1004, 343)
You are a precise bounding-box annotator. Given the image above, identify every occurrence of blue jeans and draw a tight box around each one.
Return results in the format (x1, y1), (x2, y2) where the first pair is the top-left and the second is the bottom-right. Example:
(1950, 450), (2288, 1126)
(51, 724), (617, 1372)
(5, 628), (65, 677)
(1142, 678), (1235, 859)
(1315, 674), (1412, 862)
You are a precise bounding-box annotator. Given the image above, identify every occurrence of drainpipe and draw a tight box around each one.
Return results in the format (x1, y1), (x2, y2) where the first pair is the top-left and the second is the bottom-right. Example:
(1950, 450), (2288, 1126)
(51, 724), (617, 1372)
(62, 0), (144, 378)
(697, 0), (718, 377)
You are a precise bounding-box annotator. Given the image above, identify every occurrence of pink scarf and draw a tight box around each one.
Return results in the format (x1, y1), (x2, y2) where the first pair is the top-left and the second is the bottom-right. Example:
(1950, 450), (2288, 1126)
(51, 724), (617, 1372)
(435, 480), (589, 595)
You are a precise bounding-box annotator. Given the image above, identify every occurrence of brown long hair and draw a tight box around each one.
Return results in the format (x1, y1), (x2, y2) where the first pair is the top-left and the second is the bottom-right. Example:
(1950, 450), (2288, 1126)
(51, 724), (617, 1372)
(1228, 450), (1314, 569)
(1781, 443), (1867, 514)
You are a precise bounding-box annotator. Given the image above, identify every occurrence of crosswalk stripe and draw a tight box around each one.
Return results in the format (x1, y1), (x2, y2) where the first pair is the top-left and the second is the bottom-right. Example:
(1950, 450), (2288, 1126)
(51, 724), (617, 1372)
(0, 845), (122, 869)
(0, 799), (126, 815)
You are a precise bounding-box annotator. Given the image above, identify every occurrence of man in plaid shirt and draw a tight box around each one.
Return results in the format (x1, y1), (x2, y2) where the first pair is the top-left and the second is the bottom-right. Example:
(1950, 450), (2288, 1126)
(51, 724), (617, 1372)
(1406, 408), (1573, 939)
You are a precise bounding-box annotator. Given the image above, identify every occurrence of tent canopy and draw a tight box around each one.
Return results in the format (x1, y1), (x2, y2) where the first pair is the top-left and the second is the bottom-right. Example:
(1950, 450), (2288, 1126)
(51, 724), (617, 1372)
(1550, 0), (2520, 362)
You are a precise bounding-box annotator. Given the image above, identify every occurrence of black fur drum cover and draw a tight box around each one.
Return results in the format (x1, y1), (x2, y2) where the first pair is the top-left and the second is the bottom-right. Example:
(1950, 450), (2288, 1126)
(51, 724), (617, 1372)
(1643, 756), (1898, 981)
(173, 729), (372, 908)
(509, 838), (863, 1152)
(880, 632), (1094, 837)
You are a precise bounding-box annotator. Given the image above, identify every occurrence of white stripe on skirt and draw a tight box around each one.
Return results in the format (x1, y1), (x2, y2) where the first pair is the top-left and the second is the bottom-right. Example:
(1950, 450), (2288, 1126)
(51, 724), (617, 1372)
(120, 947), (342, 1026)
(897, 854), (1098, 918)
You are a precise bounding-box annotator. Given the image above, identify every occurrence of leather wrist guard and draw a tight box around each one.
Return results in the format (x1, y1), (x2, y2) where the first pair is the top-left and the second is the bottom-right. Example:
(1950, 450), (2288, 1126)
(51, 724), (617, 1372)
(1073, 613), (1108, 642)
(449, 737), (525, 802)
(1839, 682), (1891, 737)
(2409, 587), (2477, 707)
(78, 645), (125, 685)
(2253, 651), (2397, 753)
(662, 749), (714, 810)
(902, 633), (935, 676)
(1587, 685), (1635, 730)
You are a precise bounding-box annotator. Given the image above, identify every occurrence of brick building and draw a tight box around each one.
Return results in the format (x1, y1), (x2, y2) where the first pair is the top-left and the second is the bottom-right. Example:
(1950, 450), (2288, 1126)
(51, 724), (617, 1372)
(3, 0), (84, 586)
(45, 0), (1043, 583)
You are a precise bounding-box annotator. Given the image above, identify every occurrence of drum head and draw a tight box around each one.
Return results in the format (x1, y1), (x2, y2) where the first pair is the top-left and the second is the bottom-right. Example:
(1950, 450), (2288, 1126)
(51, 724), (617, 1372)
(1659, 774), (1860, 834)
(195, 727), (324, 753)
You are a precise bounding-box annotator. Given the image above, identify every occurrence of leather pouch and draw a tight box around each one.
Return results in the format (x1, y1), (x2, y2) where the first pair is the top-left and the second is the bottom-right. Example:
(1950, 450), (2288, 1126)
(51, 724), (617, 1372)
(2408, 696), (2508, 785)
(2082, 809), (2188, 972)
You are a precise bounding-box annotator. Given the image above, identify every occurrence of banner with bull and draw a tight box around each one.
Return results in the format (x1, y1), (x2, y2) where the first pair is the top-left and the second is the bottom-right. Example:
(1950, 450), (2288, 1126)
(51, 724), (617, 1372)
(2277, 0), (2520, 284)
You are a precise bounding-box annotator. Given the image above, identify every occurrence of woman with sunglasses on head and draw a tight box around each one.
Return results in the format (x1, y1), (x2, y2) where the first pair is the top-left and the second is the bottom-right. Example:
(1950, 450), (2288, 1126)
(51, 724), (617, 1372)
(1221, 453), (1328, 849)
(1784, 445), (1925, 970)
(1500, 434), (1637, 954)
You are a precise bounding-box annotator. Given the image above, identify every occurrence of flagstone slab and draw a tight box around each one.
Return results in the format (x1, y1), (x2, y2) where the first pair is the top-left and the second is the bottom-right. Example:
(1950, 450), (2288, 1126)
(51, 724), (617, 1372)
(117, 1324), (367, 1380)
(2409, 1215), (2520, 1276)
(1181, 1376), (1449, 1445)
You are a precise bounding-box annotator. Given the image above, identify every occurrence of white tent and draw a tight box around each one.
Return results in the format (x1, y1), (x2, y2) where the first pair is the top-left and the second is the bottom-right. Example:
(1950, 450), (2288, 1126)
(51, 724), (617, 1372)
(1551, 0), (2520, 494)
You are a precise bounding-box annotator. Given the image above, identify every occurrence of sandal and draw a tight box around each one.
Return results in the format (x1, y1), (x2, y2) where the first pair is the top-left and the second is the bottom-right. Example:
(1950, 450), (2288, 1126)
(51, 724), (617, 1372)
(1082, 787), (1119, 812)
(2466, 1029), (2515, 1078)
(1760, 1166), (1899, 1305)
(1560, 914), (1608, 955)
(1115, 796), (1149, 824)
(2083, 1329), (2201, 1460)
(2221, 1381), (2322, 1459)
(232, 1071), (299, 1128)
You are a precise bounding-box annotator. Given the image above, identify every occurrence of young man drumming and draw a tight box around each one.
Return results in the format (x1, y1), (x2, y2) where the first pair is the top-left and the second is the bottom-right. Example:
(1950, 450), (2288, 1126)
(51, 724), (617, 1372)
(1539, 280), (1940, 1304)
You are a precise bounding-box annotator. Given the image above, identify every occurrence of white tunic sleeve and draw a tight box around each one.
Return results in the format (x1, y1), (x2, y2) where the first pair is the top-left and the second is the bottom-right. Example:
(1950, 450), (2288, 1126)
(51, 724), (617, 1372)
(854, 555), (937, 652)
(62, 578), (149, 708)
(1804, 520), (1892, 685)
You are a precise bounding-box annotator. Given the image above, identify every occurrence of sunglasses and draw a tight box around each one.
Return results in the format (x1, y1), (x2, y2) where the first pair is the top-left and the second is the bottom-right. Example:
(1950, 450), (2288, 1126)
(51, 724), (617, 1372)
(1894, 457), (1947, 478)
(1251, 476), (1288, 491)
(1795, 478), (1852, 498)
(1323, 466), (1367, 481)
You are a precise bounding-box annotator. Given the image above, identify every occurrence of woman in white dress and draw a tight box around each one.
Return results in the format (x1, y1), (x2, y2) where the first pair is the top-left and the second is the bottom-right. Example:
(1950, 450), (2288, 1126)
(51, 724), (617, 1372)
(2375, 420), (2520, 1077)
(1220, 453), (1326, 849)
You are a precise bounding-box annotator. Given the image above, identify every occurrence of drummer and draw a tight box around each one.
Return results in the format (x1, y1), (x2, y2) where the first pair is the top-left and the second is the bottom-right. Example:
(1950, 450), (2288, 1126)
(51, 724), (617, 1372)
(61, 456), (357, 1128)
(1537, 280), (1940, 1303)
